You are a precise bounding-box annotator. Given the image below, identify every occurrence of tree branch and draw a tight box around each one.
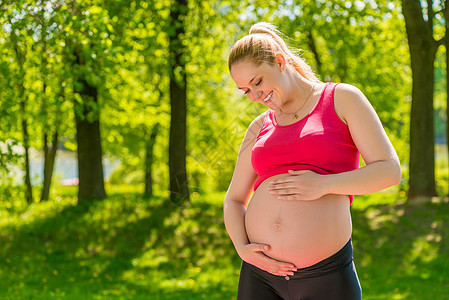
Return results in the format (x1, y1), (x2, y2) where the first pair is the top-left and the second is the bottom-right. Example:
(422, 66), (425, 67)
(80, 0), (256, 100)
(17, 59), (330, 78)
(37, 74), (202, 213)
(402, 0), (433, 41)
(435, 8), (444, 15)
(428, 0), (434, 30)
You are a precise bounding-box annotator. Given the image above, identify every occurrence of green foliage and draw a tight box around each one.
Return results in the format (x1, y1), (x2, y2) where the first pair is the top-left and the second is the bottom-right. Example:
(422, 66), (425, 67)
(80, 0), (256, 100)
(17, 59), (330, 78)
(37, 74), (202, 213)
(0, 181), (27, 214)
(108, 164), (144, 186)
(183, 0), (412, 193)
(0, 1), (435, 201)
(435, 144), (448, 196)
(0, 1), (448, 298)
(434, 47), (447, 144)
(0, 140), (21, 173)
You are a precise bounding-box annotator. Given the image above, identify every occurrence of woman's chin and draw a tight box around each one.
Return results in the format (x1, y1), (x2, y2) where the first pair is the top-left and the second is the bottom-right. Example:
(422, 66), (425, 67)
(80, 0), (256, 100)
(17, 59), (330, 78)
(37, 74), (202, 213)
(265, 99), (281, 110)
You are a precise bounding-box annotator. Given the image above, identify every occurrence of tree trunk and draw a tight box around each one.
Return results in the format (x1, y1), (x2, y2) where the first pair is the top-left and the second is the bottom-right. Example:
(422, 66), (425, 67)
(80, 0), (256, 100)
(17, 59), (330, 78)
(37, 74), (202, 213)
(41, 131), (58, 201)
(168, 0), (189, 204)
(40, 20), (59, 202)
(445, 0), (449, 197)
(74, 77), (107, 202)
(21, 98), (33, 204)
(144, 123), (160, 197)
(10, 30), (33, 204)
(402, 0), (438, 202)
(306, 31), (323, 79)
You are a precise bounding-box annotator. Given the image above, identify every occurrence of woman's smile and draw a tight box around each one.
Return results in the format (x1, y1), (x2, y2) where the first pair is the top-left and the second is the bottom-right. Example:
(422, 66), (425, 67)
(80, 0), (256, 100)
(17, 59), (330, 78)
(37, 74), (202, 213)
(263, 91), (273, 102)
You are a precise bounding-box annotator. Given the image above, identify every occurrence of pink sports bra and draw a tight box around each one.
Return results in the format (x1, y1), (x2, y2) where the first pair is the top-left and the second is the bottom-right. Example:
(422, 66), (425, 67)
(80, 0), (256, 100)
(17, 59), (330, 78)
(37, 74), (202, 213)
(251, 82), (360, 204)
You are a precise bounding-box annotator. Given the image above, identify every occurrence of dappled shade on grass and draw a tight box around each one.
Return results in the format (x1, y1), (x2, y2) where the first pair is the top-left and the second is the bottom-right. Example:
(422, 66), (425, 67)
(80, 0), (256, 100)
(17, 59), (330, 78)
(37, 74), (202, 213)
(0, 191), (448, 299)
(0, 192), (238, 299)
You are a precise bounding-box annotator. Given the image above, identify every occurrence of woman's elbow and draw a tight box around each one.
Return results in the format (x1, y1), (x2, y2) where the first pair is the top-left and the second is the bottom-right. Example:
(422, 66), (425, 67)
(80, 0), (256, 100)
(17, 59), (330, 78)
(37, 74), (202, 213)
(390, 159), (402, 186)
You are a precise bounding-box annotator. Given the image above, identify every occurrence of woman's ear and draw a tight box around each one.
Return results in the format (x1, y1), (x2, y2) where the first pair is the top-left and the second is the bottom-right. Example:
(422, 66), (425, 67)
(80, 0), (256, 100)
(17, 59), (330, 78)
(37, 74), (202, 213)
(275, 52), (286, 72)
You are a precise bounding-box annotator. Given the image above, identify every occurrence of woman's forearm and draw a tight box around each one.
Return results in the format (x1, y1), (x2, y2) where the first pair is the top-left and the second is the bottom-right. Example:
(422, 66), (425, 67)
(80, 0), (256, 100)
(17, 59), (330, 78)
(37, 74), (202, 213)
(326, 159), (402, 196)
(223, 199), (249, 254)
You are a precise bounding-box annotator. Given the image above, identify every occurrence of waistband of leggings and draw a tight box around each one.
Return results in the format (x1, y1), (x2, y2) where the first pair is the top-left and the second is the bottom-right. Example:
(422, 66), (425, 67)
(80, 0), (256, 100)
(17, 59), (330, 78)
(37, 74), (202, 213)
(289, 238), (353, 280)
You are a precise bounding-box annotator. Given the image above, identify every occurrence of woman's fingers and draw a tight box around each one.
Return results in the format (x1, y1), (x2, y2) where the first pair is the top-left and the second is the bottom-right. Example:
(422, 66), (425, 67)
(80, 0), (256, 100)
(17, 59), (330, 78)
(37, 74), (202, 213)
(248, 242), (270, 252)
(269, 188), (297, 195)
(264, 260), (297, 272)
(268, 182), (295, 190)
(243, 243), (297, 276)
(256, 252), (297, 273)
(268, 268), (295, 276)
(268, 171), (323, 200)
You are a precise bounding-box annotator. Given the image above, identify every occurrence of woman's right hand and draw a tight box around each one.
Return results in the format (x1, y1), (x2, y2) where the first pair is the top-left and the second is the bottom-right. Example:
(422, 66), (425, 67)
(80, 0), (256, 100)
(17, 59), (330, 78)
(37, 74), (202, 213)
(237, 243), (297, 277)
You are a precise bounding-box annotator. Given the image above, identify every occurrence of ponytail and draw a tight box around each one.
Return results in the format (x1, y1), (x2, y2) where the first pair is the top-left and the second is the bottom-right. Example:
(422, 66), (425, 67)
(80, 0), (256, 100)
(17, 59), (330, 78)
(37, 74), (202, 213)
(228, 22), (320, 83)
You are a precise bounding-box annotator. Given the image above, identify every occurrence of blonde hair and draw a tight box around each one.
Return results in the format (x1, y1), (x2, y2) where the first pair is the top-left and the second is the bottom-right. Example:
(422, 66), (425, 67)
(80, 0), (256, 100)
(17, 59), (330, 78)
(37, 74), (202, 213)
(228, 22), (320, 82)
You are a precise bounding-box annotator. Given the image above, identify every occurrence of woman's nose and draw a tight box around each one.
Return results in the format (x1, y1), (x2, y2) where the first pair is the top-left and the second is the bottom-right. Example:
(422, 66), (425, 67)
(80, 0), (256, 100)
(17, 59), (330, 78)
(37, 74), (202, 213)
(249, 90), (261, 101)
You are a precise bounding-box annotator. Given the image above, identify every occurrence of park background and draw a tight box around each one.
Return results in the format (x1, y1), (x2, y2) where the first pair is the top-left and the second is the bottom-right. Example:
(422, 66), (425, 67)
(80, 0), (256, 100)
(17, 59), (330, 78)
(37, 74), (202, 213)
(1, 0), (448, 299)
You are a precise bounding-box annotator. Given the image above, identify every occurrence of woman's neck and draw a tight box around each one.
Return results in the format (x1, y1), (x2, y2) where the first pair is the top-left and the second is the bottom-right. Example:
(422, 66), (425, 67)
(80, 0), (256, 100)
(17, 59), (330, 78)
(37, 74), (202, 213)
(280, 69), (315, 114)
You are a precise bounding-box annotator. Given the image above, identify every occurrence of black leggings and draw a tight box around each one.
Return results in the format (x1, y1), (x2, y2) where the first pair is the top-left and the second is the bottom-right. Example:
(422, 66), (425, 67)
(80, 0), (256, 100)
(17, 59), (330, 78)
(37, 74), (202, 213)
(237, 239), (362, 300)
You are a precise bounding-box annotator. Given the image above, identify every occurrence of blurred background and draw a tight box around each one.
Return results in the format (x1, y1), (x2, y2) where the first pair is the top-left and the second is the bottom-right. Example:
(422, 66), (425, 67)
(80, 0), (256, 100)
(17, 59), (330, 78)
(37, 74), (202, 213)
(0, 0), (448, 299)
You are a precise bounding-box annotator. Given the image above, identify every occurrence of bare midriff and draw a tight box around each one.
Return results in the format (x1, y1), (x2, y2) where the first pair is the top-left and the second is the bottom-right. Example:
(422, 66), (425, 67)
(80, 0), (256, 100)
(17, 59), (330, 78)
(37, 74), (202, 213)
(245, 173), (352, 268)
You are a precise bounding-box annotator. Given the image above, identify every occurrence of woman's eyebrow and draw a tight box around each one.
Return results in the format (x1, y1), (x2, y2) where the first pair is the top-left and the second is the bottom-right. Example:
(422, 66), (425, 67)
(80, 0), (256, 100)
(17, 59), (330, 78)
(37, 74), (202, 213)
(237, 75), (257, 89)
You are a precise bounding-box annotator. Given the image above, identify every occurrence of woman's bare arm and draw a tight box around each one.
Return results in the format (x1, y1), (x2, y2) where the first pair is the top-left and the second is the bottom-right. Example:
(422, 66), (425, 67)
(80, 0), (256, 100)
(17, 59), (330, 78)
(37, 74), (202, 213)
(223, 112), (298, 275)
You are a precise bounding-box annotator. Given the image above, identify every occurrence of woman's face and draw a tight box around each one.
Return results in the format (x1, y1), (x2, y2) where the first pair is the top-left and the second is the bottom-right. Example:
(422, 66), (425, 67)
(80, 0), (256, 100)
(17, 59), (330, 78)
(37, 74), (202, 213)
(230, 59), (289, 111)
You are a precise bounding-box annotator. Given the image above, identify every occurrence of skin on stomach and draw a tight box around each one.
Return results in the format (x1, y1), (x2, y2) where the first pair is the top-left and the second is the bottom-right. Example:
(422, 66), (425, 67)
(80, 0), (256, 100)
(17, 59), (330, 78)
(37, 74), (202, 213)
(245, 173), (352, 268)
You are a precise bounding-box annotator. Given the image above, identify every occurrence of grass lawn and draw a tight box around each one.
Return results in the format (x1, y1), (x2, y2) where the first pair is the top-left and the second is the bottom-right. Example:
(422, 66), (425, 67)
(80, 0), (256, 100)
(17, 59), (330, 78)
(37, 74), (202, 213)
(0, 187), (448, 299)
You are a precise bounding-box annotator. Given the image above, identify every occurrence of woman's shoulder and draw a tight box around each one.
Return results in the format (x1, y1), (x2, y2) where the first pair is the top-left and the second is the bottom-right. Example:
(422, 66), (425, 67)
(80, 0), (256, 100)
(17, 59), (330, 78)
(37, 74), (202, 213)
(333, 83), (379, 126)
(243, 111), (269, 141)
(249, 110), (268, 129)
(238, 111), (268, 156)
(334, 83), (365, 99)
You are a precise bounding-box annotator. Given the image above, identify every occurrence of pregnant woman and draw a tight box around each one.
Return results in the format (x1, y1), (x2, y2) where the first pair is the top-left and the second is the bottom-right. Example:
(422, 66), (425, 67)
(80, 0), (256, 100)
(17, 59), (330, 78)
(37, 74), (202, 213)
(223, 22), (401, 300)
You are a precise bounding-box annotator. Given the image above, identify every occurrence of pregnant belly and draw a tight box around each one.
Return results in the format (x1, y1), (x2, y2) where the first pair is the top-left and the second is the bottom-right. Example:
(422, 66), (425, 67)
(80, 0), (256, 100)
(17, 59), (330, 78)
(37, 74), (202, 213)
(245, 173), (353, 268)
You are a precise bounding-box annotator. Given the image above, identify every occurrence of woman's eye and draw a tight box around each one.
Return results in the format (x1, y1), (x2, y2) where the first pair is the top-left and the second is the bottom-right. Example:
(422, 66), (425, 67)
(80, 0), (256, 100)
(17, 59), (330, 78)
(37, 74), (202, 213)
(255, 79), (262, 86)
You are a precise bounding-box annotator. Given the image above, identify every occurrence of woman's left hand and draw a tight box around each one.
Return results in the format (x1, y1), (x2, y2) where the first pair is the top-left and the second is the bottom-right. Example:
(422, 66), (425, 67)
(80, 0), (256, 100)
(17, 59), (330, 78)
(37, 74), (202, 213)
(267, 170), (327, 201)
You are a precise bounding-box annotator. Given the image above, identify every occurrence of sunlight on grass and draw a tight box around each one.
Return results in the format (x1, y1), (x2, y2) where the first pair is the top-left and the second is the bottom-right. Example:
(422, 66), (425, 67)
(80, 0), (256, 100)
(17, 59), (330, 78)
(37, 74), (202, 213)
(132, 249), (169, 268)
(0, 186), (448, 299)
(402, 234), (440, 281)
(392, 290), (410, 300)
(0, 194), (77, 228)
(407, 236), (439, 264)
(351, 189), (404, 210)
